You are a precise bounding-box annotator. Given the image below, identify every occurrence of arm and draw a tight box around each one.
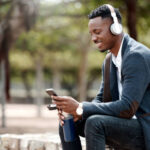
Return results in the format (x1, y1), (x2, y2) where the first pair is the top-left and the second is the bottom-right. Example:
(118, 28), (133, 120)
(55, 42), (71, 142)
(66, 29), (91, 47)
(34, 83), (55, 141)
(82, 53), (149, 119)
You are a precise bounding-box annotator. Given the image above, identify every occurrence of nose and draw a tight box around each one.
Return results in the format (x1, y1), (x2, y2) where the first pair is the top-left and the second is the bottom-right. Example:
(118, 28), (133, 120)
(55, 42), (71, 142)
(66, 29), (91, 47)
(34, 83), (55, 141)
(91, 34), (97, 43)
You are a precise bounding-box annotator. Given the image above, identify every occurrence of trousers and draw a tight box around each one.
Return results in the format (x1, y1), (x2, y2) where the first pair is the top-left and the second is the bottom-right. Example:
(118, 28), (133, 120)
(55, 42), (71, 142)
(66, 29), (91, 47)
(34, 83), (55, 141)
(59, 115), (145, 150)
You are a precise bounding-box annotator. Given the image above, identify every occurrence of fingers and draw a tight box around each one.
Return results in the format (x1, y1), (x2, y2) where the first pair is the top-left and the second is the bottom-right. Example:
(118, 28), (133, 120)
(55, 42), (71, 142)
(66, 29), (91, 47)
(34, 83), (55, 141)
(57, 105), (66, 110)
(58, 109), (64, 126)
(52, 96), (66, 101)
(73, 114), (82, 122)
(58, 109), (62, 114)
(74, 117), (78, 122)
(55, 101), (66, 106)
(51, 97), (66, 110)
(53, 96), (77, 114)
(53, 100), (67, 110)
(60, 120), (64, 126)
(58, 110), (65, 120)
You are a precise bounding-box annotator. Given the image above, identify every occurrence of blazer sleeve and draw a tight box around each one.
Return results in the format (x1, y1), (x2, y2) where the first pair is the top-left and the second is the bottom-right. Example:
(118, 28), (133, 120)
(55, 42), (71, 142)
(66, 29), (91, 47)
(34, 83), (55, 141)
(92, 61), (105, 103)
(82, 52), (150, 119)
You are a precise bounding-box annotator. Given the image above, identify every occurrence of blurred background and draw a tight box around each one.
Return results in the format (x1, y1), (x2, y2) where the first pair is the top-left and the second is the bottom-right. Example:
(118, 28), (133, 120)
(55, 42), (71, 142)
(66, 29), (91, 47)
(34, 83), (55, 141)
(0, 0), (150, 134)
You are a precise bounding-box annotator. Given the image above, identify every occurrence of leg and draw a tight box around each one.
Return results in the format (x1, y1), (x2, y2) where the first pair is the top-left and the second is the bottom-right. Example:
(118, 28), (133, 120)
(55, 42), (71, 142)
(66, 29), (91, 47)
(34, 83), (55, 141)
(59, 119), (86, 150)
(85, 115), (145, 150)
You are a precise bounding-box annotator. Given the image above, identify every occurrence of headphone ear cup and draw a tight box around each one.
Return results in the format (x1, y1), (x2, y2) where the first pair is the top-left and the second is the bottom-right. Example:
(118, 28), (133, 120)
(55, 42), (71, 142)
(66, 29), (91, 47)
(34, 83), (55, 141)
(110, 23), (122, 35)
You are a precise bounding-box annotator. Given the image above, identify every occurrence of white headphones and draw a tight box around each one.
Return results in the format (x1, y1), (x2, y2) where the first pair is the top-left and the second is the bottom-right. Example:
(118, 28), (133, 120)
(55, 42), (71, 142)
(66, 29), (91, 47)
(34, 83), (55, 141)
(106, 4), (122, 35)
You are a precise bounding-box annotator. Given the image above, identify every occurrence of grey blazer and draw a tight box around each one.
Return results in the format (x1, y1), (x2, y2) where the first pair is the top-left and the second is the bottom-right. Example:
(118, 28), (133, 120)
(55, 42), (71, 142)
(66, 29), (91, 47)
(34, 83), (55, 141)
(82, 34), (150, 150)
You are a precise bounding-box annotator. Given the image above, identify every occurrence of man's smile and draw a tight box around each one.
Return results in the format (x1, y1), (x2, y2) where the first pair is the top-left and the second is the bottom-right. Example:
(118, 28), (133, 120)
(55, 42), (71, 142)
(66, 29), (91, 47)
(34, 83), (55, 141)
(95, 41), (102, 49)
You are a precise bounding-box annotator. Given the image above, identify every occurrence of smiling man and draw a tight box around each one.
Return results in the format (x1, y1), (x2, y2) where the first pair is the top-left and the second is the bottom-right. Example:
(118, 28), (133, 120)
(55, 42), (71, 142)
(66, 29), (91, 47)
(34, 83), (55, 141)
(53, 4), (150, 150)
(89, 14), (123, 55)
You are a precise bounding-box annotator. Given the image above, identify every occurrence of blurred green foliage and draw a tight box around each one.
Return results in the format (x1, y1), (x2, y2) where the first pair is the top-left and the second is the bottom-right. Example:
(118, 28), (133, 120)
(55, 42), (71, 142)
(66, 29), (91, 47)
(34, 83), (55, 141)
(7, 0), (150, 90)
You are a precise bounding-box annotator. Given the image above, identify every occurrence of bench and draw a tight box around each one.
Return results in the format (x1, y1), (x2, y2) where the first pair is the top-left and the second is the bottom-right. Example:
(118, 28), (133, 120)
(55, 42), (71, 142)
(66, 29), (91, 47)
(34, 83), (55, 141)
(0, 133), (86, 150)
(0, 133), (114, 150)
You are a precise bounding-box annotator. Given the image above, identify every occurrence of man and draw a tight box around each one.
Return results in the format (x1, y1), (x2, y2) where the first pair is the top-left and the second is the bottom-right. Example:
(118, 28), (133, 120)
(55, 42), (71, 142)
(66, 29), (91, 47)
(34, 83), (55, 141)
(52, 4), (150, 150)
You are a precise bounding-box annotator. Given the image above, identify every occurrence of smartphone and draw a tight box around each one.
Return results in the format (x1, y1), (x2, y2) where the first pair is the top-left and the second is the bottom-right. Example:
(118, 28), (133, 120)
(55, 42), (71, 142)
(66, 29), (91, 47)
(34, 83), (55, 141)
(46, 88), (58, 110)
(46, 88), (58, 97)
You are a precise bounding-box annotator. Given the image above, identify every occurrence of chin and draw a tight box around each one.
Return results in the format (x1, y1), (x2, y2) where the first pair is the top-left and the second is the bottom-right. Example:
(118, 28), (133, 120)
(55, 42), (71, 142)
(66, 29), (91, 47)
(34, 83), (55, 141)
(98, 49), (108, 53)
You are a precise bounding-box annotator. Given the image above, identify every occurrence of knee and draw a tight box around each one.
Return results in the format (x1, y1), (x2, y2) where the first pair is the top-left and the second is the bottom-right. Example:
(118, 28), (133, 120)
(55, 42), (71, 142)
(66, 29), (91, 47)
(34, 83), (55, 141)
(84, 115), (106, 136)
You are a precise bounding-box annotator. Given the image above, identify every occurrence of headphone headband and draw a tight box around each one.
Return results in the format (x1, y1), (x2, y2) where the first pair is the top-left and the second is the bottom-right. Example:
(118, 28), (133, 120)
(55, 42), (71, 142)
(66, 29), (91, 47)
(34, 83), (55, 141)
(106, 4), (119, 24)
(105, 4), (122, 35)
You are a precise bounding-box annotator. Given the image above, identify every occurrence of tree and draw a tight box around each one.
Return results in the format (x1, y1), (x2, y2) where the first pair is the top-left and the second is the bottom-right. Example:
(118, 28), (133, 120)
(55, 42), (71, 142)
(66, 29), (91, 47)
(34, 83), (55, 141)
(0, 0), (38, 101)
(9, 0), (150, 104)
(125, 0), (137, 40)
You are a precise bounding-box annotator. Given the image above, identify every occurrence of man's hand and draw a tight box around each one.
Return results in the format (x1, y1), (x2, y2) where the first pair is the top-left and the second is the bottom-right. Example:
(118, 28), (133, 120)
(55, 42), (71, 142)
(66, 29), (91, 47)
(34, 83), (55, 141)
(52, 96), (79, 115)
(58, 109), (82, 126)
(52, 96), (82, 124)
(73, 114), (82, 122)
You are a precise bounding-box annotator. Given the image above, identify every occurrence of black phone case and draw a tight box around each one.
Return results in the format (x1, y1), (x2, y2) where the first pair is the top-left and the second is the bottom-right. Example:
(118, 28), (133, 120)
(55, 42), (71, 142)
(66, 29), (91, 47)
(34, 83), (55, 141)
(47, 104), (57, 110)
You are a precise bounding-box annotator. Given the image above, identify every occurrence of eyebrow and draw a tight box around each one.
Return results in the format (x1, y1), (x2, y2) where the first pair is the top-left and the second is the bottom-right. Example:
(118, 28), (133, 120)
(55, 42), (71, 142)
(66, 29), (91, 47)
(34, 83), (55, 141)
(89, 28), (101, 33)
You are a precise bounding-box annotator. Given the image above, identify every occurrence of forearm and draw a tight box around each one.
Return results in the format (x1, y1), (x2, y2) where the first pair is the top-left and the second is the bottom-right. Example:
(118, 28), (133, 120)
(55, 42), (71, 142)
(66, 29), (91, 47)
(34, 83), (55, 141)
(82, 100), (134, 119)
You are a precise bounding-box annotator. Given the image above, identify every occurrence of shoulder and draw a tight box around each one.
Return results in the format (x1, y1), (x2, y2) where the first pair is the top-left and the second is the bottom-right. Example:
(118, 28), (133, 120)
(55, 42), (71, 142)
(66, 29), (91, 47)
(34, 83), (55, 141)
(123, 34), (150, 54)
(123, 48), (150, 66)
(122, 34), (150, 62)
(122, 51), (150, 78)
(122, 35), (150, 75)
(123, 35), (150, 63)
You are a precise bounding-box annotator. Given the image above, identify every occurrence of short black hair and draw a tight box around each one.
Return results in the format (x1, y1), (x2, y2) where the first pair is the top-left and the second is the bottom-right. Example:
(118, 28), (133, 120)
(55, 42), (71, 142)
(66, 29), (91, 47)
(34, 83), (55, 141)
(88, 4), (122, 24)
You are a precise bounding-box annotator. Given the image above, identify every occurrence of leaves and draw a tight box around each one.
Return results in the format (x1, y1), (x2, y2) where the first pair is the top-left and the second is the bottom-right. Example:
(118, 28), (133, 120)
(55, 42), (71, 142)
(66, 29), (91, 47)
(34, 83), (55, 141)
(2, 0), (150, 95)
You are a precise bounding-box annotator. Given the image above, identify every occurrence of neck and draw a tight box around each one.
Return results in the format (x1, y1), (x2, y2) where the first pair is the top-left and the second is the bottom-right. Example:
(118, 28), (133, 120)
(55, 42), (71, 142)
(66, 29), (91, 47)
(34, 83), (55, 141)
(110, 33), (124, 57)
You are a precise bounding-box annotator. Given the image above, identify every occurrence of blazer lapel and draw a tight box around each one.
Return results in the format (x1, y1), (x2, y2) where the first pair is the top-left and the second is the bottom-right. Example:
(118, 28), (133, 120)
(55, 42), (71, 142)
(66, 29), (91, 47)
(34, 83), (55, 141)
(121, 34), (130, 81)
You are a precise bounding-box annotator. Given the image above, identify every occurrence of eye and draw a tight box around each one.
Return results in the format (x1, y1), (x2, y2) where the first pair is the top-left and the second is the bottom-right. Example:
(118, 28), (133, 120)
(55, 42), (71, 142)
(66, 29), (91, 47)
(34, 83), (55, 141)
(95, 30), (101, 34)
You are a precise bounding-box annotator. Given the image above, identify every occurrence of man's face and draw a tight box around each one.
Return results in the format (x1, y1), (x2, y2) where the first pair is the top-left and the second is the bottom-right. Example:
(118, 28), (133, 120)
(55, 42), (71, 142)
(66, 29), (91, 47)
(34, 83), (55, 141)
(88, 16), (116, 52)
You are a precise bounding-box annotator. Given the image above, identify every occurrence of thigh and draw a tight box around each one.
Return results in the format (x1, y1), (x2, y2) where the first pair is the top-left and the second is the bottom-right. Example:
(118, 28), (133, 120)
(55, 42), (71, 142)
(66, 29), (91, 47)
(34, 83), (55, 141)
(89, 115), (145, 150)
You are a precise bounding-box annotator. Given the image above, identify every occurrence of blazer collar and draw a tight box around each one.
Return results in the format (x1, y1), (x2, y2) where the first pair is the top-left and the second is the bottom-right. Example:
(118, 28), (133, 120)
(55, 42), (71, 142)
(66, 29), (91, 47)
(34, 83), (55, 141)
(121, 33), (130, 57)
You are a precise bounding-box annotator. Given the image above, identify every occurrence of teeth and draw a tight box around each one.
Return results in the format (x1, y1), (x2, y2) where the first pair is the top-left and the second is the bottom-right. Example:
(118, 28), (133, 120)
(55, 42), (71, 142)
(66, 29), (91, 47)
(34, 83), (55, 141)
(95, 41), (101, 44)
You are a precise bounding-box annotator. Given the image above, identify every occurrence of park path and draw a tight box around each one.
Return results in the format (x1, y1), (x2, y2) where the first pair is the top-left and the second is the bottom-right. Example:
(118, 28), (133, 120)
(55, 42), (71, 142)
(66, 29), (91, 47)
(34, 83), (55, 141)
(0, 104), (59, 134)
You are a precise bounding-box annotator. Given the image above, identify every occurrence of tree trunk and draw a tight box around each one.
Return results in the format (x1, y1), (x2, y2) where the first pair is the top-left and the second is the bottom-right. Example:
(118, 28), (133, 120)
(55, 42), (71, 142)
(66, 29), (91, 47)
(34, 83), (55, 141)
(21, 70), (33, 103)
(0, 60), (6, 127)
(52, 69), (61, 90)
(5, 50), (10, 101)
(35, 56), (44, 117)
(0, 0), (38, 101)
(78, 49), (88, 101)
(78, 34), (91, 102)
(125, 0), (137, 40)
